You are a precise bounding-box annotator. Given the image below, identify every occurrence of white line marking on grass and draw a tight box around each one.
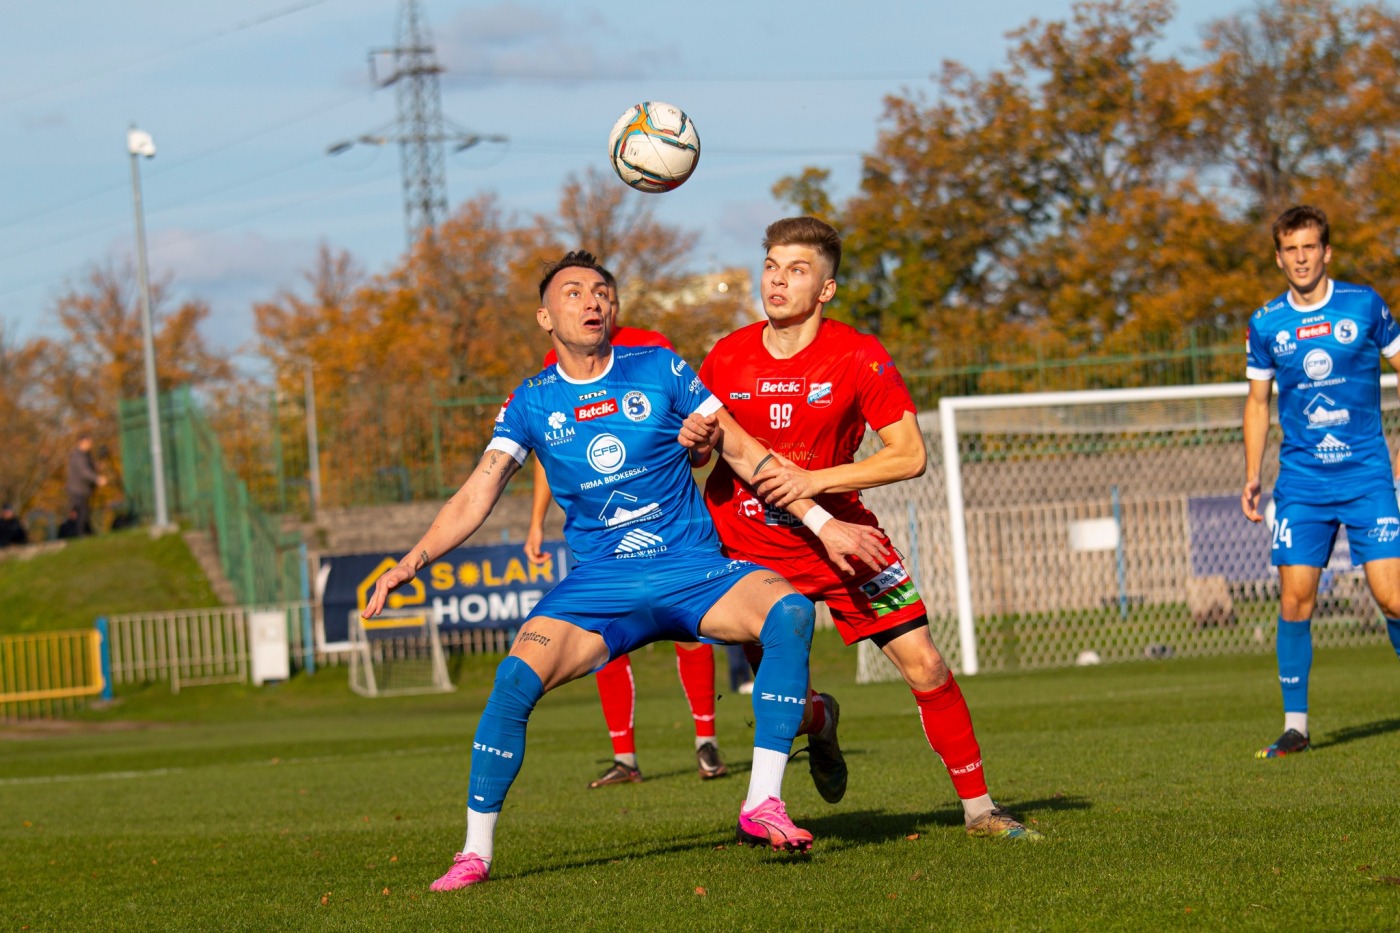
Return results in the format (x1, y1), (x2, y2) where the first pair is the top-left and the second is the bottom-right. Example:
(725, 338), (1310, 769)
(0, 744), (463, 786)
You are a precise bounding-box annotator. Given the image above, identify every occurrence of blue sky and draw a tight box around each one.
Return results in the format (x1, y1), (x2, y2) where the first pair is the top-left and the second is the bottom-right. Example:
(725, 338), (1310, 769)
(1, 0), (1239, 376)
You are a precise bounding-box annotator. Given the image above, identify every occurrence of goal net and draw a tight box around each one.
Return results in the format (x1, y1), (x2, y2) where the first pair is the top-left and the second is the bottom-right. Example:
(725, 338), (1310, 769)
(856, 379), (1398, 681)
(348, 609), (455, 698)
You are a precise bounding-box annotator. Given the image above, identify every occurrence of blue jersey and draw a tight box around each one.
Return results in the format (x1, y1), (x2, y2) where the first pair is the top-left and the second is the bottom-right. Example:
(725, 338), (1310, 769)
(1246, 279), (1400, 504)
(487, 346), (723, 564)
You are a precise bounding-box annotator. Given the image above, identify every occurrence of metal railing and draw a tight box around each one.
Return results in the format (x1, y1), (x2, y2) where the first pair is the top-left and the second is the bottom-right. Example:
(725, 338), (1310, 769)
(0, 629), (104, 720)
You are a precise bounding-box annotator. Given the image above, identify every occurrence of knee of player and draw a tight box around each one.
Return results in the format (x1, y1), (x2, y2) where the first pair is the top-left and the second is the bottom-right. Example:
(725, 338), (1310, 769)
(899, 650), (950, 691)
(490, 655), (546, 710)
(760, 593), (815, 648)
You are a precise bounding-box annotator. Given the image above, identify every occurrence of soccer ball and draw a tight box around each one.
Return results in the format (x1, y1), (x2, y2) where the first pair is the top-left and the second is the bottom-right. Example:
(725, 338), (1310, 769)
(607, 101), (700, 193)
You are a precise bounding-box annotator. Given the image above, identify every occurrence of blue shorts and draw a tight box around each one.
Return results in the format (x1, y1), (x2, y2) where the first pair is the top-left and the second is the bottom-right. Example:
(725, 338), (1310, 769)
(529, 551), (764, 663)
(1270, 488), (1400, 567)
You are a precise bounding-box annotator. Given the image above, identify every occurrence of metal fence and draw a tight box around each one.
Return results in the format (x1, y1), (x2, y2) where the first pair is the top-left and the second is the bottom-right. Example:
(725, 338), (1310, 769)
(103, 602), (316, 694)
(118, 386), (306, 605)
(0, 629), (105, 721)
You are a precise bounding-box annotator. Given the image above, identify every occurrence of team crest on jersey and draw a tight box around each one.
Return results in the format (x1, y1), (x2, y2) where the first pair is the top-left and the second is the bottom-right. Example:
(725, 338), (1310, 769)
(1274, 330), (1297, 356)
(622, 391), (651, 422)
(1303, 349), (1333, 381)
(1335, 319), (1358, 344)
(807, 382), (833, 407)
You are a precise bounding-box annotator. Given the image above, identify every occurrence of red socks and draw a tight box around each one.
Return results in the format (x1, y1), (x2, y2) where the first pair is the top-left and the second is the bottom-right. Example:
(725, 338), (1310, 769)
(595, 655), (636, 756)
(912, 675), (987, 799)
(598, 646), (720, 753)
(675, 644), (716, 740)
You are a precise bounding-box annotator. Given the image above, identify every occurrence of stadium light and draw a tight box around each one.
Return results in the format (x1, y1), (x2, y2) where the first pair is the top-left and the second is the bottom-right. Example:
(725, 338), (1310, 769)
(127, 124), (174, 535)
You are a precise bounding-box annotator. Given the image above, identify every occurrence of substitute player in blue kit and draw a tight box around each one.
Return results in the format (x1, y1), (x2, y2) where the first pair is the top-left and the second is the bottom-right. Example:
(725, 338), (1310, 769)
(1242, 205), (1400, 759)
(363, 251), (886, 891)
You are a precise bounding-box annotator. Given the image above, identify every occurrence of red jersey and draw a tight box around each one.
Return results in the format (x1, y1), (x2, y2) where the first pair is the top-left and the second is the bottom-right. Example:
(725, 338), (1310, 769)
(542, 325), (673, 367)
(699, 318), (916, 565)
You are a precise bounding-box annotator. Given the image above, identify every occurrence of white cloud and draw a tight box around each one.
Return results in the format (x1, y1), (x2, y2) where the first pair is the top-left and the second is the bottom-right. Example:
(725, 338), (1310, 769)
(146, 228), (316, 289)
(433, 3), (656, 84)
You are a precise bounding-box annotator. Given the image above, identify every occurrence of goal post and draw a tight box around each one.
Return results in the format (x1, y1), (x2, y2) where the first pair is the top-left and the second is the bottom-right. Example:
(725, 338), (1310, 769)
(348, 609), (455, 698)
(855, 376), (1397, 681)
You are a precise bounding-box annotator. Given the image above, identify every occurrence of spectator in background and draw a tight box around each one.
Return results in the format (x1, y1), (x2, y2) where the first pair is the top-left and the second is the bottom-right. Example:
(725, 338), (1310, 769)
(0, 504), (26, 547)
(65, 431), (106, 536)
(57, 509), (80, 539)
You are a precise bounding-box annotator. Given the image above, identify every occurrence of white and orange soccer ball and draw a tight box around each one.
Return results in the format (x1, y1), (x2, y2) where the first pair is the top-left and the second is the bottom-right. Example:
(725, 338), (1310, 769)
(607, 101), (701, 193)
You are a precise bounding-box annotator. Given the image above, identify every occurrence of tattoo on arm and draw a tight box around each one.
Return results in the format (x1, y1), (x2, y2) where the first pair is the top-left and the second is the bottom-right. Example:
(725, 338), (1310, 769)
(483, 451), (502, 476)
(417, 550), (430, 570)
(518, 631), (551, 647)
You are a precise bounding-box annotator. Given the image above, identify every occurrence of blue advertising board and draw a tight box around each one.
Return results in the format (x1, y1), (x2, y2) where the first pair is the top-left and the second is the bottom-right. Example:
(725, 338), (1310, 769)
(320, 541), (574, 644)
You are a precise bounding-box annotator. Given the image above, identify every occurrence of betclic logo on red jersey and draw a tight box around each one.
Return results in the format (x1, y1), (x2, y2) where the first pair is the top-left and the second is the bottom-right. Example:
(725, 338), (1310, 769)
(756, 377), (806, 396)
(574, 398), (618, 421)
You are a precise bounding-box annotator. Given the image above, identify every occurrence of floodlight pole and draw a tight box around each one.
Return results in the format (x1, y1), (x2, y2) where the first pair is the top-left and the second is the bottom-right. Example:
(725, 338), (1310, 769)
(127, 125), (171, 532)
(303, 360), (321, 518)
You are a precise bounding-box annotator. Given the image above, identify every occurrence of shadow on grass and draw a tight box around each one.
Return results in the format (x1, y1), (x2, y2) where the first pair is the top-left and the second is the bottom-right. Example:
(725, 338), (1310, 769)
(1312, 717), (1400, 750)
(804, 793), (1092, 847)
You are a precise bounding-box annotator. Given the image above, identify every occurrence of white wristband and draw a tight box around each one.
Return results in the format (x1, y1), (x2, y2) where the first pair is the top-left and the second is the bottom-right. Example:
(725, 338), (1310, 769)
(802, 505), (833, 535)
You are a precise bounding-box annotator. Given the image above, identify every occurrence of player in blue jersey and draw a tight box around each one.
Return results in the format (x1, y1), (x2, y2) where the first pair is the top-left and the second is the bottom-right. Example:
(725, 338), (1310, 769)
(1242, 205), (1400, 759)
(363, 251), (887, 891)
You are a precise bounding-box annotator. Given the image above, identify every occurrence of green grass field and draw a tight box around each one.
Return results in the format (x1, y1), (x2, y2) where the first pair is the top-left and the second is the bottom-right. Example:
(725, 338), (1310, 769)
(3, 633), (1399, 932)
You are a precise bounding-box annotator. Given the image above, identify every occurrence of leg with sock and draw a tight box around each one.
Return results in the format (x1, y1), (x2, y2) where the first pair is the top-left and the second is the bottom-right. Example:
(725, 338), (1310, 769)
(1388, 617), (1400, 660)
(675, 643), (729, 779)
(432, 656), (544, 891)
(589, 654), (642, 786)
(1259, 616), (1313, 758)
(737, 593), (815, 852)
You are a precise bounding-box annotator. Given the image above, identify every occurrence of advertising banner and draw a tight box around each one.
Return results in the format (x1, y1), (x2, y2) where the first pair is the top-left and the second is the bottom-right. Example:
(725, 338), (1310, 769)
(320, 541), (573, 644)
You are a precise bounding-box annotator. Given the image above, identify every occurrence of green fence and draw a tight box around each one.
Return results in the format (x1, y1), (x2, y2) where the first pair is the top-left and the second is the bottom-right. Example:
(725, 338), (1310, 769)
(118, 387), (304, 605)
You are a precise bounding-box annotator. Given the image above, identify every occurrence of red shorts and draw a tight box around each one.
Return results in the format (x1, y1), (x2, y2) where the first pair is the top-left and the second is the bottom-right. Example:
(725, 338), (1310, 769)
(727, 534), (927, 645)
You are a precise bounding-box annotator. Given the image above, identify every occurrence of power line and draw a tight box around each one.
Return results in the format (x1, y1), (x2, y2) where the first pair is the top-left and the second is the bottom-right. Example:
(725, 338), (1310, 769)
(0, 0), (335, 109)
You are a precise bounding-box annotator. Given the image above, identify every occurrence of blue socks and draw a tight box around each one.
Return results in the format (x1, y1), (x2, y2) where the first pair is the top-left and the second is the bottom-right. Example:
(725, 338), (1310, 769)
(750, 594), (815, 754)
(1275, 617), (1312, 715)
(1387, 617), (1400, 660)
(467, 656), (544, 814)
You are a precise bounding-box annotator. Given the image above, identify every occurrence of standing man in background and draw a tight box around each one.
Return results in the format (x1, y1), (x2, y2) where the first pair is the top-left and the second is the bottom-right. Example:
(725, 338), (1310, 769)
(1242, 204), (1400, 758)
(66, 431), (106, 536)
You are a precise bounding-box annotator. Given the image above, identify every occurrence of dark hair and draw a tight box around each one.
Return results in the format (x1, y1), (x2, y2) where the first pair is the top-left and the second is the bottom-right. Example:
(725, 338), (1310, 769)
(763, 216), (842, 278)
(538, 250), (609, 299)
(1272, 205), (1329, 250)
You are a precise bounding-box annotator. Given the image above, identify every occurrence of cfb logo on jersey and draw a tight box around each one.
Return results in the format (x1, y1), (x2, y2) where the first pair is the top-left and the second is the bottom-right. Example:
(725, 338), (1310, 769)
(587, 434), (627, 474)
(1303, 349), (1333, 381)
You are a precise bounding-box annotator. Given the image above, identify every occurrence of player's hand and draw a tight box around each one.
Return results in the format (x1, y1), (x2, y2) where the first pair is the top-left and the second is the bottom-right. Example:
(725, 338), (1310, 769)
(1241, 479), (1263, 523)
(363, 561), (416, 618)
(524, 524), (547, 565)
(679, 412), (722, 457)
(754, 453), (823, 508)
(816, 518), (889, 576)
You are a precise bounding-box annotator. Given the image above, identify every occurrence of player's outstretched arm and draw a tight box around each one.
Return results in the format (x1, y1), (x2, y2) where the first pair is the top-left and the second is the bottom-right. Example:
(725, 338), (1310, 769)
(754, 410), (927, 508)
(364, 448), (521, 618)
(680, 409), (887, 575)
(1241, 378), (1272, 523)
(524, 454), (552, 564)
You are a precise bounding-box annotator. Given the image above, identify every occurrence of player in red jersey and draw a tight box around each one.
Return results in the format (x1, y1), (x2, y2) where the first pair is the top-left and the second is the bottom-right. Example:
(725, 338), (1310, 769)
(683, 216), (1041, 841)
(524, 265), (728, 788)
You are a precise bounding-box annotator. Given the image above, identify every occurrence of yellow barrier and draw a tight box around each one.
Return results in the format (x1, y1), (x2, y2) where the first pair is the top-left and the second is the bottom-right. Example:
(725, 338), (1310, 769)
(0, 629), (105, 720)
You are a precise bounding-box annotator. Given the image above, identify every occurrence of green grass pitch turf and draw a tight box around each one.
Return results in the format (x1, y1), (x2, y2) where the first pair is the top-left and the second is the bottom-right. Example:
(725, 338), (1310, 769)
(3, 631), (1398, 931)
